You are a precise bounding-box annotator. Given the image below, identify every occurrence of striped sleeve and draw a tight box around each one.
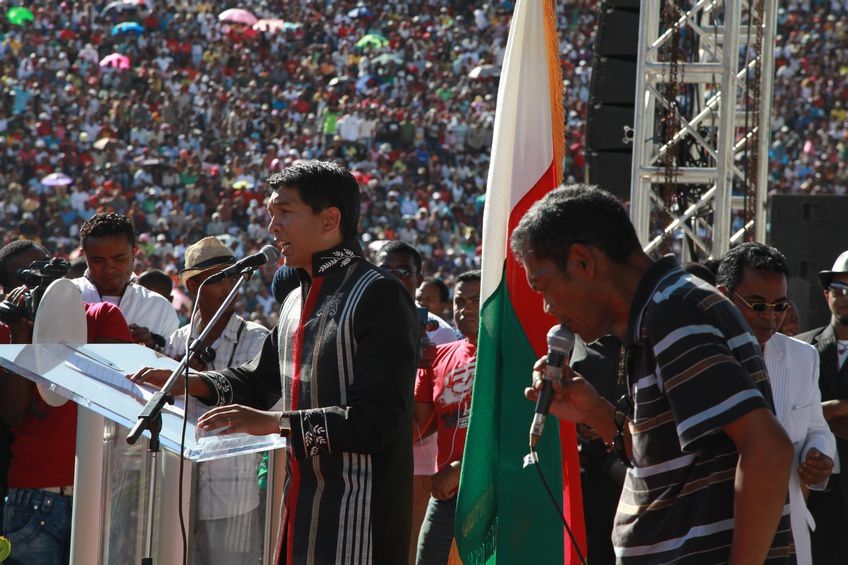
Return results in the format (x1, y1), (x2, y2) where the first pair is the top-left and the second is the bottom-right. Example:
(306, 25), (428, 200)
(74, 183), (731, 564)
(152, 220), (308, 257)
(645, 300), (769, 452)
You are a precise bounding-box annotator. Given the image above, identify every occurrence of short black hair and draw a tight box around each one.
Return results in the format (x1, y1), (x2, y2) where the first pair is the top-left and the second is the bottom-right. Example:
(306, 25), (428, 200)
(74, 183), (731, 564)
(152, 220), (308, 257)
(421, 277), (450, 302)
(80, 212), (136, 248)
(683, 261), (717, 286)
(716, 242), (790, 293)
(0, 240), (48, 290)
(267, 160), (360, 240)
(510, 185), (641, 268)
(272, 265), (300, 303)
(137, 269), (173, 293)
(377, 240), (422, 273)
(456, 269), (482, 284)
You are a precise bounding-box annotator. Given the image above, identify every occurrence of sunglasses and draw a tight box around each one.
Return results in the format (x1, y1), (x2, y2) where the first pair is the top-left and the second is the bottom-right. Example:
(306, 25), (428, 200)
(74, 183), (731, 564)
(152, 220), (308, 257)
(828, 283), (848, 298)
(386, 267), (414, 280)
(734, 292), (792, 313)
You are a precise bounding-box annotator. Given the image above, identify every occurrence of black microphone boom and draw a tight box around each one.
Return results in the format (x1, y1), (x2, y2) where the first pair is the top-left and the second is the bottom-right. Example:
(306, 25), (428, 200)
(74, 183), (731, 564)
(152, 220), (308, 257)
(529, 324), (575, 448)
(205, 245), (280, 283)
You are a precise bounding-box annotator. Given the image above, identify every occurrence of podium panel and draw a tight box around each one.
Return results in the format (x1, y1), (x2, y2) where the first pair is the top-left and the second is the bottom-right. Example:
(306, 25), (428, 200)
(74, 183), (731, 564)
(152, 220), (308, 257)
(0, 343), (286, 565)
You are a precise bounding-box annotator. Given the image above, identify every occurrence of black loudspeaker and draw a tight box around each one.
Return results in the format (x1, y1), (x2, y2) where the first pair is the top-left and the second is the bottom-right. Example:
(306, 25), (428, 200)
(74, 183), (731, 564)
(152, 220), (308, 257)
(585, 1), (640, 202)
(768, 195), (848, 331)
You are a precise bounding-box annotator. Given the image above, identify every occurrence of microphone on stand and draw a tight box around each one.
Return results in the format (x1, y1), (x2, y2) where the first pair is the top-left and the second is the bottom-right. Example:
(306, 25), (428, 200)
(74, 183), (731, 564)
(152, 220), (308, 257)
(205, 245), (279, 284)
(529, 325), (575, 448)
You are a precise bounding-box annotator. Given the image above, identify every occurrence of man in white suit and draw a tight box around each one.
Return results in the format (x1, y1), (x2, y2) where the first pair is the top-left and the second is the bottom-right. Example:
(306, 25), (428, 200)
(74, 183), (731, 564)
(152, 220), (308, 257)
(717, 243), (836, 564)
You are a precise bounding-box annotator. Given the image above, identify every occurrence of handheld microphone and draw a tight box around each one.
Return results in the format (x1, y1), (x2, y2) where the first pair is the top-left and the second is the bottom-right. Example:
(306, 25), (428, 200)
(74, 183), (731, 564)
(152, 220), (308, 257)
(205, 245), (280, 284)
(529, 325), (575, 448)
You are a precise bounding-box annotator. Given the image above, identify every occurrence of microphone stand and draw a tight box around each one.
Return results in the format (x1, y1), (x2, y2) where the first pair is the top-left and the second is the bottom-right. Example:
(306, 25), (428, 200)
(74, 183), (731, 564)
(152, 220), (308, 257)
(126, 267), (256, 565)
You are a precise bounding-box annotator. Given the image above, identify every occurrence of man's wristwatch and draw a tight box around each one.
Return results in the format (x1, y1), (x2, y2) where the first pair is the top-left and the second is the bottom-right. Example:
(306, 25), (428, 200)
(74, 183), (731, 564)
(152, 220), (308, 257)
(278, 411), (291, 437)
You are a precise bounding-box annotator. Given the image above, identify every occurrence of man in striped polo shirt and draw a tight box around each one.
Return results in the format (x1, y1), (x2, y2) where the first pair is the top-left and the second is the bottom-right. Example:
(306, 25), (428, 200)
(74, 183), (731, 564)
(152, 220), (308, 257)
(513, 185), (796, 563)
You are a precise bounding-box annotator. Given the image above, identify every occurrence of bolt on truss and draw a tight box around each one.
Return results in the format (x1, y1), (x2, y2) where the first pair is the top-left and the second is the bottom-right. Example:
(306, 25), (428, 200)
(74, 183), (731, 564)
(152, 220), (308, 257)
(628, 0), (777, 260)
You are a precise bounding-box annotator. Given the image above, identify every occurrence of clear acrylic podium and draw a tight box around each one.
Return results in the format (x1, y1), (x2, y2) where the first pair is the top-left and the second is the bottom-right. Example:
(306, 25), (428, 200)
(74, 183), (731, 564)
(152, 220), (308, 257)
(0, 343), (287, 565)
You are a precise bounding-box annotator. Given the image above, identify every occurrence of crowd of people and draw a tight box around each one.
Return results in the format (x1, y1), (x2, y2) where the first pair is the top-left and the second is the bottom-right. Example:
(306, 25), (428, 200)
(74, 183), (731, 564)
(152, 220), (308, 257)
(2, 0), (847, 297)
(0, 0), (598, 332)
(770, 1), (848, 194)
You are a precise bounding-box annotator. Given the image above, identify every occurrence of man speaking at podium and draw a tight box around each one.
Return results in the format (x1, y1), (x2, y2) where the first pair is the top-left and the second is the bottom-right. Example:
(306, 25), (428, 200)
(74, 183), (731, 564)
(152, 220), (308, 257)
(133, 161), (419, 564)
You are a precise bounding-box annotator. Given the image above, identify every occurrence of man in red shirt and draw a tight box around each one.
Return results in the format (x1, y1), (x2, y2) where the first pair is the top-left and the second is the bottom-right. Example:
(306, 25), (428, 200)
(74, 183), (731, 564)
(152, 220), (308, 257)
(413, 270), (480, 565)
(0, 240), (132, 565)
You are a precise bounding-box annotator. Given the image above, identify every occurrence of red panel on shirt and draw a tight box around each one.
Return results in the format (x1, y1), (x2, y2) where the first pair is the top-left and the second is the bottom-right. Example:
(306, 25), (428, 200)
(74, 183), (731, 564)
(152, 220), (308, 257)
(6, 302), (131, 488)
(414, 339), (476, 472)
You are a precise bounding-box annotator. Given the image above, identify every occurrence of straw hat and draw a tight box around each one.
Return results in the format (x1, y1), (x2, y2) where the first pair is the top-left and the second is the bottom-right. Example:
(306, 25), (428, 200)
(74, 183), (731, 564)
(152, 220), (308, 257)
(179, 236), (235, 285)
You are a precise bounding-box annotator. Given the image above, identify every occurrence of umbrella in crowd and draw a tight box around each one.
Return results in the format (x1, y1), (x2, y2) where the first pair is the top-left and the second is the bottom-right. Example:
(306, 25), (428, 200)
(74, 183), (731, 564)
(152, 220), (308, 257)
(111, 21), (144, 35)
(218, 8), (257, 26)
(41, 173), (73, 187)
(253, 18), (286, 33)
(371, 53), (404, 66)
(7, 7), (34, 26)
(99, 53), (131, 70)
(232, 179), (255, 190)
(356, 33), (388, 49)
(348, 5), (372, 18)
(93, 137), (126, 151)
(328, 76), (352, 87)
(139, 158), (173, 169)
(101, 0), (139, 16)
(468, 64), (501, 79)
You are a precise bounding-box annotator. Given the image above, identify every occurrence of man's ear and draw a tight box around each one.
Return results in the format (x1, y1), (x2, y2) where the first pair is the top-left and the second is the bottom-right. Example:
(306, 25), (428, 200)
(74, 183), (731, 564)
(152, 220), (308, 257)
(322, 207), (342, 234)
(568, 243), (595, 279)
(716, 284), (729, 297)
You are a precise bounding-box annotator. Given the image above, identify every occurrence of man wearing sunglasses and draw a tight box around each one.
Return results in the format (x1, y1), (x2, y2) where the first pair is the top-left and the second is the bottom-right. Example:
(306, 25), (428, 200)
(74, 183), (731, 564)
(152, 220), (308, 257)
(717, 242), (835, 565)
(797, 249), (848, 564)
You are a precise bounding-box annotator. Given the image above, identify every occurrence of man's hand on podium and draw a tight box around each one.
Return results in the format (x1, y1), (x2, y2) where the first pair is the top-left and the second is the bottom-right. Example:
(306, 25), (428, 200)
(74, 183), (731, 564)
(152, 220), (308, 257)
(129, 367), (182, 392)
(128, 367), (214, 401)
(197, 404), (282, 436)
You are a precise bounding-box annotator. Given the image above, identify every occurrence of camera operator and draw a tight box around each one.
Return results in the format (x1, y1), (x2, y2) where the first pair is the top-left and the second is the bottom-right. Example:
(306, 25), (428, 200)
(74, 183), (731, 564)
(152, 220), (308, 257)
(0, 240), (133, 565)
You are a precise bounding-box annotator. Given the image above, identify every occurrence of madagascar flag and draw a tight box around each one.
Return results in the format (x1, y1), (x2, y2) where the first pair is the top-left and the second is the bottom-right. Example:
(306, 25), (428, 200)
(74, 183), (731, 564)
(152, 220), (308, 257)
(455, 0), (586, 563)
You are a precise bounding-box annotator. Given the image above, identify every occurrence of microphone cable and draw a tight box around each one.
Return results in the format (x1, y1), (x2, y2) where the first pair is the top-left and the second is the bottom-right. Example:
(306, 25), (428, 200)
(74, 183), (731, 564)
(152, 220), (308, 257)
(524, 446), (588, 565)
(176, 285), (208, 565)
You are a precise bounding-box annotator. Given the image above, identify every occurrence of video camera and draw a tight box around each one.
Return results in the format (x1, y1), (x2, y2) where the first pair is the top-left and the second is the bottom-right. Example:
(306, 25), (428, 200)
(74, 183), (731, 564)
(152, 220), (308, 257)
(0, 257), (71, 324)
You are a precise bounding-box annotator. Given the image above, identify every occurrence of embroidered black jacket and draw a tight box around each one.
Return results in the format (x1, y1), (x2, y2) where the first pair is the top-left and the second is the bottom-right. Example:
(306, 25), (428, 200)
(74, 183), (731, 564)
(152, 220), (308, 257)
(201, 239), (418, 564)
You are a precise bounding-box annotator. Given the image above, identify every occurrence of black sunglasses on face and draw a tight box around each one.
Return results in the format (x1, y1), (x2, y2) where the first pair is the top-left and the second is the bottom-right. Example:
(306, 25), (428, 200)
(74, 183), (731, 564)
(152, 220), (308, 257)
(386, 267), (414, 279)
(828, 283), (848, 297)
(734, 292), (792, 313)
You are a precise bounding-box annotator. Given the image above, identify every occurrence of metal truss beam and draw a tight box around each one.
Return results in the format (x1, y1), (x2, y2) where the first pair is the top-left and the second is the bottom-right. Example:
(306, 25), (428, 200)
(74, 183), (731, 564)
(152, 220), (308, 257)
(629, 0), (777, 259)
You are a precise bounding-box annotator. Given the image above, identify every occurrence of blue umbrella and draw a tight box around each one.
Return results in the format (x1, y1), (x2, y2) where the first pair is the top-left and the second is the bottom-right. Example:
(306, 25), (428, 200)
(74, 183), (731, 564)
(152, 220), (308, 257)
(111, 21), (144, 35)
(348, 6), (372, 18)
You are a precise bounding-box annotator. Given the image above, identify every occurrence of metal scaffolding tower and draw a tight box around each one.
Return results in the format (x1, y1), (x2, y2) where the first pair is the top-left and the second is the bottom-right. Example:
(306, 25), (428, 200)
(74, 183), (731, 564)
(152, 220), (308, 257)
(629, 0), (778, 260)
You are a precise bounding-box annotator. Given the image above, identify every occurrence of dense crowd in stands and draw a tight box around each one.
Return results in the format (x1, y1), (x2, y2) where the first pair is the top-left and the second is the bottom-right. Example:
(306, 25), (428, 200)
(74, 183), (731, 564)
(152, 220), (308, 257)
(1, 0), (846, 328)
